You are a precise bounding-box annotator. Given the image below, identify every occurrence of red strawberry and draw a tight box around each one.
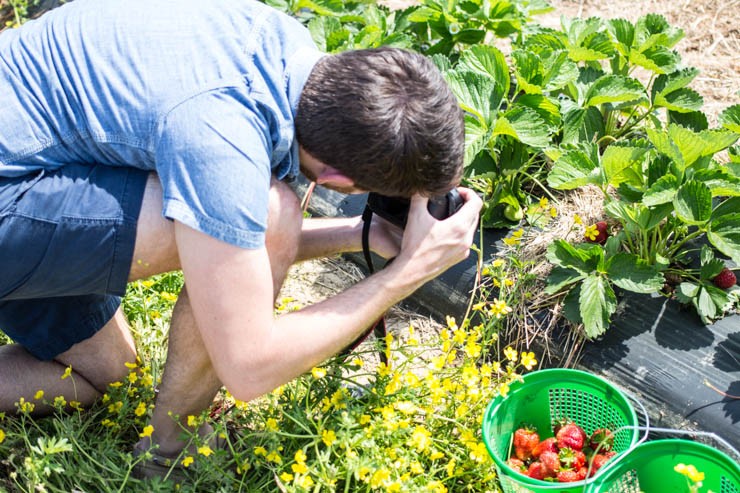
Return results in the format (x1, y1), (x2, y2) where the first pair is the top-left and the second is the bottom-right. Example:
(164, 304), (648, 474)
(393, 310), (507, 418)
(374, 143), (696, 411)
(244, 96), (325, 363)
(713, 267), (737, 289)
(585, 221), (608, 244)
(559, 447), (586, 470)
(506, 457), (527, 472)
(590, 453), (612, 475)
(513, 427), (540, 461)
(589, 428), (615, 452)
(576, 467), (588, 480)
(556, 422), (587, 451)
(540, 451), (560, 478)
(532, 437), (558, 458)
(557, 469), (581, 483)
(527, 461), (546, 480)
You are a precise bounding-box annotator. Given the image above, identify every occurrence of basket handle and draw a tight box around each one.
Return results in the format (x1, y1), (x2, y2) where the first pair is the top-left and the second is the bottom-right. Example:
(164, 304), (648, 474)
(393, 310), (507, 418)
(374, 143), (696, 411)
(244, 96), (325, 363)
(637, 426), (740, 462)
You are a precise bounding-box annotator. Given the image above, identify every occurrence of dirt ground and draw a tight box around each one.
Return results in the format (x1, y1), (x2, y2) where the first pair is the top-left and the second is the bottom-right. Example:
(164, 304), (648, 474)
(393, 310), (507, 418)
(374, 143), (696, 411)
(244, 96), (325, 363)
(283, 0), (740, 348)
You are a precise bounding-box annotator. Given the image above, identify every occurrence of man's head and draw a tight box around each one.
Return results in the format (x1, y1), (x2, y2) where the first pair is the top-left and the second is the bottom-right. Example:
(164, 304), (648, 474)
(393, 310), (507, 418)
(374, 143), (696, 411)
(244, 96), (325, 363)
(296, 47), (464, 197)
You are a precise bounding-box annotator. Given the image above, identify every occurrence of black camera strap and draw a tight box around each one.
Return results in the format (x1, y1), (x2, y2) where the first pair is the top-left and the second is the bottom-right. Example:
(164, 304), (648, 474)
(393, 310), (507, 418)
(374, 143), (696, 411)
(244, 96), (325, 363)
(339, 205), (389, 364)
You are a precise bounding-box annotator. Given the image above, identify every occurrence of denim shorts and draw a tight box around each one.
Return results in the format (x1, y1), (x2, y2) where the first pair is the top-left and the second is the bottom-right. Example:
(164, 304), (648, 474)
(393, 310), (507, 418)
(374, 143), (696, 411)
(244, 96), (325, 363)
(0, 164), (149, 360)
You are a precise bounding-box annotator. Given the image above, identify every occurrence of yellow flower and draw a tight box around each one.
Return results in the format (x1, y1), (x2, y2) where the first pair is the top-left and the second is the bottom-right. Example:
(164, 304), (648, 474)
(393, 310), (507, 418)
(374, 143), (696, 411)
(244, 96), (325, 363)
(445, 316), (458, 330)
(574, 214), (583, 225)
(34, 390), (44, 400)
(70, 401), (83, 411)
(292, 461), (308, 474)
(124, 361), (138, 369)
(279, 472), (293, 482)
(321, 429), (337, 447)
(181, 456), (194, 468)
(0, 429), (5, 444)
(539, 197), (549, 207)
(370, 469), (391, 488)
(53, 396), (67, 408)
(386, 482), (402, 492)
(294, 450), (307, 463)
(504, 346), (518, 362)
(254, 446), (267, 456)
(585, 224), (599, 241)
(521, 351), (537, 370)
(128, 372), (138, 384)
(160, 291), (177, 302)
(410, 426), (432, 451)
(498, 382), (510, 397)
(265, 417), (279, 431)
(139, 425), (154, 438)
(198, 445), (213, 457)
(311, 367), (326, 379)
(490, 298), (512, 319)
(134, 402), (147, 417)
(187, 415), (198, 428)
(492, 258), (505, 268)
(428, 449), (444, 460)
(61, 366), (73, 380)
(675, 463), (705, 483)
(503, 229), (524, 246)
(359, 414), (372, 425)
(16, 398), (34, 413)
(550, 206), (558, 218)
(298, 475), (314, 489)
(377, 362), (392, 377)
(266, 450), (282, 464)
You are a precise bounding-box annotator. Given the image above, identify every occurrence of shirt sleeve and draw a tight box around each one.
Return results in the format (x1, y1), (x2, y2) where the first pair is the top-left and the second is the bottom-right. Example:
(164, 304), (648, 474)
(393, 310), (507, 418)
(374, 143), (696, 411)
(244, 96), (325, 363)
(154, 85), (273, 249)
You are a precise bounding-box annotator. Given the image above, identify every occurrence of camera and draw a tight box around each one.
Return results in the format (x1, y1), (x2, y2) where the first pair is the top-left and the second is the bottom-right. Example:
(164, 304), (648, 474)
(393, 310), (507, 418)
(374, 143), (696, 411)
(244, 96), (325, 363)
(365, 188), (463, 228)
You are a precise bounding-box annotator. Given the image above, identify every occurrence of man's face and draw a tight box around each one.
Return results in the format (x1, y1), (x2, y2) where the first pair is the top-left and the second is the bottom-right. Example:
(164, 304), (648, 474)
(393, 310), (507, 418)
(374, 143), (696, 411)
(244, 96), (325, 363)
(298, 147), (366, 195)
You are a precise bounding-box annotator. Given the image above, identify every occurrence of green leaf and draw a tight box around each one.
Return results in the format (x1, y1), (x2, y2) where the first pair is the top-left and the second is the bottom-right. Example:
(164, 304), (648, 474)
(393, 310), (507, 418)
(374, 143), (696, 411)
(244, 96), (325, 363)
(545, 266), (585, 294)
(602, 144), (649, 187)
(654, 88), (703, 113)
(652, 68), (700, 98)
(694, 168), (740, 197)
(546, 239), (602, 274)
(548, 147), (602, 190)
(674, 180), (712, 225)
(444, 70), (499, 124)
(629, 46), (679, 74)
(700, 258), (725, 281)
(541, 50), (579, 91)
(635, 13), (684, 50)
(462, 116), (489, 167)
(608, 18), (635, 52)
(695, 129), (740, 157)
(512, 50), (544, 94)
(458, 45), (510, 104)
(562, 284), (583, 324)
(719, 104), (740, 134)
(606, 253), (664, 293)
(585, 75), (645, 107)
(515, 94), (561, 131)
(707, 211), (740, 264)
(579, 275), (617, 339)
(668, 110), (708, 132)
(407, 6), (441, 22)
(642, 174), (679, 205)
(675, 281), (699, 303)
(696, 286), (718, 323)
(493, 106), (551, 148)
(561, 107), (604, 145)
(647, 126), (684, 167)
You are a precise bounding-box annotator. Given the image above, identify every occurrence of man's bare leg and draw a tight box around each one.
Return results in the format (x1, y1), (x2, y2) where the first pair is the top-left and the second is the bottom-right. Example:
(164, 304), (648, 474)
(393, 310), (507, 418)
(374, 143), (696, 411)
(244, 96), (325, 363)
(135, 176), (303, 456)
(0, 309), (136, 414)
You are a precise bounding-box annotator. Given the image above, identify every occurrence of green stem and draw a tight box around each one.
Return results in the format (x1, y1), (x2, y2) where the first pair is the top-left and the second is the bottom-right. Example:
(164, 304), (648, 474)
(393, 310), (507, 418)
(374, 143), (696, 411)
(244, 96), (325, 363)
(667, 229), (704, 258)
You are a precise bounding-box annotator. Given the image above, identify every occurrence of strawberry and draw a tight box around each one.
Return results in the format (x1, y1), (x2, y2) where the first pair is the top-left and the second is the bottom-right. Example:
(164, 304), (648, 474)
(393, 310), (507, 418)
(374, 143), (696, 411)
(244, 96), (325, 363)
(559, 447), (586, 470)
(556, 469), (581, 483)
(589, 428), (615, 452)
(590, 453), (612, 475)
(556, 422), (587, 451)
(532, 437), (558, 458)
(539, 450), (560, 478)
(713, 267), (737, 289)
(513, 426), (540, 461)
(576, 467), (588, 481)
(527, 461), (546, 480)
(585, 221), (608, 245)
(506, 457), (527, 473)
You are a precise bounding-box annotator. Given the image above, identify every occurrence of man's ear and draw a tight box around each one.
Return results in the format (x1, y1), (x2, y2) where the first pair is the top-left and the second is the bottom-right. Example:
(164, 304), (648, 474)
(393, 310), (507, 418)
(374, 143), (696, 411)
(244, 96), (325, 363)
(315, 166), (356, 188)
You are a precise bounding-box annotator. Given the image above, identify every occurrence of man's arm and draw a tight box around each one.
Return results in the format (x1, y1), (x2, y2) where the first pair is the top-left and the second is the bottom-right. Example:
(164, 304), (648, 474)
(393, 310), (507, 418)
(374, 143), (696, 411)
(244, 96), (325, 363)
(176, 189), (481, 402)
(298, 215), (402, 261)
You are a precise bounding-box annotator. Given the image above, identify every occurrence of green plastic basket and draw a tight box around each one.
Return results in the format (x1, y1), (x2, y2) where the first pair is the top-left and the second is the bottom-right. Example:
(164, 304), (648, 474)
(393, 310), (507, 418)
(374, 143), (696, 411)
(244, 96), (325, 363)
(586, 439), (740, 493)
(482, 369), (640, 493)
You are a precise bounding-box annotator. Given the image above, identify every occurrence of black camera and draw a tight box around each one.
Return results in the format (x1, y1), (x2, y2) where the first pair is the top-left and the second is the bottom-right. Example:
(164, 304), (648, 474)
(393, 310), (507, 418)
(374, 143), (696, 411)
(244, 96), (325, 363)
(365, 188), (463, 228)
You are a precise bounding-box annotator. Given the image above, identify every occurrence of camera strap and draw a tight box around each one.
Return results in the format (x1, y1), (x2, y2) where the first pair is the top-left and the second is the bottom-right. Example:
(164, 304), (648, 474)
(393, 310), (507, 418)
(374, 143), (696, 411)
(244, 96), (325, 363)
(338, 206), (389, 364)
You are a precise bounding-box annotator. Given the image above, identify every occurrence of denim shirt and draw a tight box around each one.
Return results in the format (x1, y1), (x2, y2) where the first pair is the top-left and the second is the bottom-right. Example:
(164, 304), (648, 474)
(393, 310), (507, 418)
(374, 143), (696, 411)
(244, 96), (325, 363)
(0, 0), (323, 248)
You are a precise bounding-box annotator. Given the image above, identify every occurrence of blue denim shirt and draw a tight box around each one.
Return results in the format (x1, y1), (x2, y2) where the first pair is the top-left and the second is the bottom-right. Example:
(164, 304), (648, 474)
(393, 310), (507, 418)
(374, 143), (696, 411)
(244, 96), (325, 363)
(0, 0), (323, 248)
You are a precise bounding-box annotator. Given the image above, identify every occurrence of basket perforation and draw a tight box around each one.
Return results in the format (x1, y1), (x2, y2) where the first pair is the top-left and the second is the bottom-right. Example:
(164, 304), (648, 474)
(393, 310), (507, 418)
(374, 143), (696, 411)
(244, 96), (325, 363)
(722, 475), (740, 493)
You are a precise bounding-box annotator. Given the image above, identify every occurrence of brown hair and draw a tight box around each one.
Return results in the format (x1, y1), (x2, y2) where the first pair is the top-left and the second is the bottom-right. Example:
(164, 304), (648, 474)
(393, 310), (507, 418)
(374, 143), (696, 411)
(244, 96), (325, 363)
(295, 47), (464, 197)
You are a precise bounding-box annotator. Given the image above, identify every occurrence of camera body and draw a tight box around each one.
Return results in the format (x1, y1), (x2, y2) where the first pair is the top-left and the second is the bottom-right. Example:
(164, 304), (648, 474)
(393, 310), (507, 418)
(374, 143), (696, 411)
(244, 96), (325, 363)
(366, 189), (463, 228)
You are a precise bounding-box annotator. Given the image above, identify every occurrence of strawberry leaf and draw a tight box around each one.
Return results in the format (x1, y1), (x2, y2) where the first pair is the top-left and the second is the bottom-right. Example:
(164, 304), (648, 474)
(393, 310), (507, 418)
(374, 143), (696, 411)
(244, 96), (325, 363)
(602, 144), (649, 187)
(642, 174), (679, 206)
(719, 104), (740, 134)
(561, 106), (604, 145)
(548, 147), (602, 189)
(707, 211), (740, 265)
(584, 75), (645, 107)
(579, 275), (617, 338)
(673, 180), (712, 225)
(606, 253), (664, 293)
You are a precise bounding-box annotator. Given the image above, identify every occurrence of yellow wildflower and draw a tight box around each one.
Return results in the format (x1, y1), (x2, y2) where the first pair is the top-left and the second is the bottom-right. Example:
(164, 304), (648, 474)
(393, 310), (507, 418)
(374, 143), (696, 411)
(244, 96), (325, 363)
(370, 469), (391, 488)
(321, 429), (337, 447)
(521, 351), (537, 370)
(0, 429), (4, 444)
(139, 425), (154, 438)
(410, 426), (432, 451)
(61, 366), (73, 380)
(585, 224), (599, 241)
(198, 445), (213, 457)
(134, 402), (147, 417)
(181, 456), (194, 468)
(254, 446), (267, 456)
(574, 214), (583, 225)
(311, 367), (326, 379)
(279, 472), (293, 482)
(504, 346), (518, 362)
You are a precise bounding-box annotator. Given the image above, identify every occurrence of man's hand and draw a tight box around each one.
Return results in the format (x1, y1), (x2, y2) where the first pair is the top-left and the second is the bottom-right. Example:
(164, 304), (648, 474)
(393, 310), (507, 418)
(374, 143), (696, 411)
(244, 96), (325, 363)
(390, 187), (482, 286)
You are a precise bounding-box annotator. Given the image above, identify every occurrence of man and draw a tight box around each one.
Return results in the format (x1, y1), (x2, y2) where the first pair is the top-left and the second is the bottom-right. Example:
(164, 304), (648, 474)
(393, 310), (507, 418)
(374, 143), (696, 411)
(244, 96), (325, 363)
(0, 0), (482, 476)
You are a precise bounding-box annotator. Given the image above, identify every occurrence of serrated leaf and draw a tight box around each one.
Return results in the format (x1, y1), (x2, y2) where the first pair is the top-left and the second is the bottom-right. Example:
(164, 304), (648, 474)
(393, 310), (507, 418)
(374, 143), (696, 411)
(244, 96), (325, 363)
(652, 68), (700, 98)
(493, 106), (551, 148)
(545, 266), (585, 294)
(696, 129), (740, 157)
(444, 70), (499, 124)
(406, 6), (441, 22)
(546, 239), (602, 274)
(561, 107), (604, 145)
(694, 168), (740, 197)
(524, 30), (568, 51)
(642, 174), (680, 205)
(602, 145), (649, 187)
(608, 18), (635, 52)
(629, 46), (679, 74)
(719, 104), (740, 134)
(542, 51), (580, 91)
(585, 75), (645, 107)
(696, 286), (718, 323)
(568, 46), (611, 62)
(700, 258), (725, 281)
(308, 16), (344, 52)
(707, 212), (740, 264)
(548, 148), (602, 189)
(647, 126), (684, 167)
(606, 253), (664, 293)
(668, 110), (708, 132)
(458, 45), (510, 101)
(562, 284), (583, 324)
(580, 275), (617, 339)
(463, 116), (489, 168)
(654, 88), (703, 113)
(674, 180), (712, 225)
(635, 13), (684, 50)
(512, 50), (544, 94)
(515, 94), (561, 131)
(705, 284), (735, 313)
(676, 282), (700, 303)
